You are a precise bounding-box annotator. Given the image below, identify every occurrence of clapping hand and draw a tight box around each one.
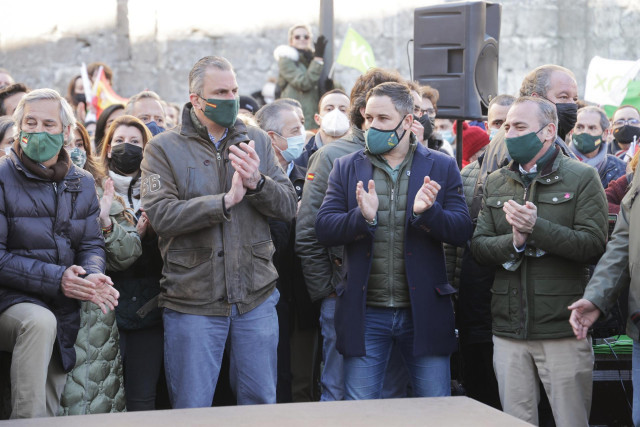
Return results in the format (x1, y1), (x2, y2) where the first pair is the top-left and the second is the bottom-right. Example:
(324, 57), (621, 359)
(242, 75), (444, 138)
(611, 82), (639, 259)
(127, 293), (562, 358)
(61, 266), (119, 314)
(356, 180), (378, 223)
(228, 141), (261, 190)
(503, 200), (537, 247)
(413, 176), (440, 215)
(99, 178), (115, 228)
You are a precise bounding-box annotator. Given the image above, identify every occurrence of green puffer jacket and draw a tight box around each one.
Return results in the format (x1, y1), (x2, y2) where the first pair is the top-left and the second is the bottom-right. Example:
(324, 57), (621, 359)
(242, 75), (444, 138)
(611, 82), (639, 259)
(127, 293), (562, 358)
(275, 45), (323, 130)
(60, 189), (141, 415)
(583, 169), (640, 341)
(444, 159), (480, 288)
(471, 149), (608, 340)
(366, 146), (414, 307)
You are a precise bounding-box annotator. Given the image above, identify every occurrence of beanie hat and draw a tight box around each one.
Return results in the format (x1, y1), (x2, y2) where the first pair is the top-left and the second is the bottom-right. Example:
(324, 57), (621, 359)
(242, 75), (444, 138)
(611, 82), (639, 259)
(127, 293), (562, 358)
(239, 95), (260, 114)
(462, 124), (490, 167)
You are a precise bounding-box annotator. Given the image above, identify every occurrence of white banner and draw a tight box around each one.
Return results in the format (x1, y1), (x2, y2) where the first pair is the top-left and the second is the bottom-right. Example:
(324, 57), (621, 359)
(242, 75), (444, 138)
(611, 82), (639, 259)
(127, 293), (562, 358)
(584, 56), (640, 106)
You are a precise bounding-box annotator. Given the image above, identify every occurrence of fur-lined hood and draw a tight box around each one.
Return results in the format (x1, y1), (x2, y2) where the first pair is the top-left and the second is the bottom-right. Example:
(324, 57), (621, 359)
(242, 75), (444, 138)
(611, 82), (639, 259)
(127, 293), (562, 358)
(273, 45), (299, 61)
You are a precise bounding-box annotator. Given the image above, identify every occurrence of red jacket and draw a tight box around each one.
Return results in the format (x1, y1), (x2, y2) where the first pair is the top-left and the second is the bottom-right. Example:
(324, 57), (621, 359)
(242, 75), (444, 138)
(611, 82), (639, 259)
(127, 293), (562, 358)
(606, 173), (631, 214)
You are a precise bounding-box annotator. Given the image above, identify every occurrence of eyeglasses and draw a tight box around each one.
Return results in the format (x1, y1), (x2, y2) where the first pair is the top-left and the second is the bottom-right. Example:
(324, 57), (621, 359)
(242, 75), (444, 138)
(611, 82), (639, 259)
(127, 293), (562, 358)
(613, 118), (640, 127)
(294, 35), (310, 40)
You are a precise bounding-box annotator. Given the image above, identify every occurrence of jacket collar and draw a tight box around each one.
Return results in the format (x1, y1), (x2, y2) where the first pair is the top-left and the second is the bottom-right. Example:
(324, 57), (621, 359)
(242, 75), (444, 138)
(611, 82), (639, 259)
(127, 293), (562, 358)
(181, 102), (251, 149)
(504, 146), (562, 183)
(352, 137), (434, 188)
(290, 162), (306, 183)
(9, 144), (80, 183)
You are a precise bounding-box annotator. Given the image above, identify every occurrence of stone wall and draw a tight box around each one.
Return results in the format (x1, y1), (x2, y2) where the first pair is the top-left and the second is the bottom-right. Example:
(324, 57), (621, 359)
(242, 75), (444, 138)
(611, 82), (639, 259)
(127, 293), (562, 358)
(1, 0), (639, 107)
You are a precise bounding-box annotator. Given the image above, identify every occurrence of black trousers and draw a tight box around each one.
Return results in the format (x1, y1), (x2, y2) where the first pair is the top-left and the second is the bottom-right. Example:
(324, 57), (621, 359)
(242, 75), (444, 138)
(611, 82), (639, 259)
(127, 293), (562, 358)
(119, 325), (165, 411)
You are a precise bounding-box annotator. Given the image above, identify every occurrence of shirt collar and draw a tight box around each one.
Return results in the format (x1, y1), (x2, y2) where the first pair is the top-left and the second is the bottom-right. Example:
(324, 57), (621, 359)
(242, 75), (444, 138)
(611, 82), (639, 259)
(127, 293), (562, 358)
(208, 128), (229, 149)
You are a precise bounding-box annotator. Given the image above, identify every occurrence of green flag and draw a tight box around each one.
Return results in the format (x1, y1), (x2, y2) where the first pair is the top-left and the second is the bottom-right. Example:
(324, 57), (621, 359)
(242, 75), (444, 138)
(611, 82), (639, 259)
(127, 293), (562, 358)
(335, 28), (376, 74)
(603, 80), (640, 118)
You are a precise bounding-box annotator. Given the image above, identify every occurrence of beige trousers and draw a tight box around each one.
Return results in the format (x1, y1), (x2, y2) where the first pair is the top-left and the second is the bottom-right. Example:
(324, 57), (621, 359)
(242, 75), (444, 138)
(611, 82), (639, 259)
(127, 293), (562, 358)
(0, 303), (67, 418)
(493, 335), (593, 427)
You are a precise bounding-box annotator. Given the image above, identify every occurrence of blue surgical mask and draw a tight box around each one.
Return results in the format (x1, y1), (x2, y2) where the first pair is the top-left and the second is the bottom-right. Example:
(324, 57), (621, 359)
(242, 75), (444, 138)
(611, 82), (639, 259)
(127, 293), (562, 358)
(440, 130), (455, 144)
(489, 127), (499, 141)
(275, 132), (305, 162)
(145, 121), (165, 136)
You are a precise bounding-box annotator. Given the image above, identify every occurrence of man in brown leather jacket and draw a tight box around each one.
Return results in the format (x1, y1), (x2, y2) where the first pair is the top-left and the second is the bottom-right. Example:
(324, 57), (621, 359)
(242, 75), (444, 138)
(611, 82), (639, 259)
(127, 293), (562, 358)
(141, 56), (297, 408)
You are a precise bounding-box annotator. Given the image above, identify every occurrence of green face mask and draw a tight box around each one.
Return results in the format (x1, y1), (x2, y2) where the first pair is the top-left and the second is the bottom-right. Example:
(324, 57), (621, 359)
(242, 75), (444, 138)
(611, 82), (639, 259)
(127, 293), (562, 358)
(572, 132), (602, 154)
(505, 125), (547, 165)
(365, 117), (408, 155)
(19, 131), (65, 163)
(199, 96), (239, 128)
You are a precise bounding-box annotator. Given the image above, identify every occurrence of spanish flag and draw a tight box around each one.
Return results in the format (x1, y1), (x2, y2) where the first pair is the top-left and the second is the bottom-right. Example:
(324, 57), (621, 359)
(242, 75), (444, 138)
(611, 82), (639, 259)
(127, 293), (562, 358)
(91, 67), (128, 118)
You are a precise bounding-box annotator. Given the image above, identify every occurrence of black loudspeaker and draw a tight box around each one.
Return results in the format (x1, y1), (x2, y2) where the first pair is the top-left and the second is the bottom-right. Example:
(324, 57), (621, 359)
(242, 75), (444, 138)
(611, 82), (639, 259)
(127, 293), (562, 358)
(414, 1), (501, 120)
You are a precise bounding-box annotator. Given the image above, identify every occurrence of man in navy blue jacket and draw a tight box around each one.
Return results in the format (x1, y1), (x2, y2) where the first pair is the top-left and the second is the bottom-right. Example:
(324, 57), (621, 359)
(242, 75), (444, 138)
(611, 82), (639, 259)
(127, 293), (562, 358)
(315, 82), (472, 399)
(0, 89), (118, 418)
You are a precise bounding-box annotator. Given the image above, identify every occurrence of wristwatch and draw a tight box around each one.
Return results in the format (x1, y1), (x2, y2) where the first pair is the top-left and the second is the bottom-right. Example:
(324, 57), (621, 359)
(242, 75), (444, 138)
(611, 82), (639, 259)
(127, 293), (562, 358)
(246, 174), (266, 195)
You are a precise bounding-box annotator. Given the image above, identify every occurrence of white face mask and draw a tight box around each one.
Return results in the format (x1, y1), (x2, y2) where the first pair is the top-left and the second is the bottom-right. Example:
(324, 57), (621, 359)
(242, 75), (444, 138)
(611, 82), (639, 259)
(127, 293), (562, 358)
(321, 108), (350, 137)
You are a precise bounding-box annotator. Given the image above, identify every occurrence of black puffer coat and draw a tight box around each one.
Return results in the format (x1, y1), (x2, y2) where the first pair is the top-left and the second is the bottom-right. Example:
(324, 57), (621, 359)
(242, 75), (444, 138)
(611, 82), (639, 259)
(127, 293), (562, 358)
(0, 149), (105, 372)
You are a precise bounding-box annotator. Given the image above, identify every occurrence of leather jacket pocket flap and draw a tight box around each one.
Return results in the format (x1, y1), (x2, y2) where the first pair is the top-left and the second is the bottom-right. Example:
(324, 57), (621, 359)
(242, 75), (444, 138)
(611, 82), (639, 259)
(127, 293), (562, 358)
(435, 283), (457, 296)
(537, 192), (574, 205)
(252, 240), (276, 261)
(485, 196), (512, 209)
(167, 247), (212, 268)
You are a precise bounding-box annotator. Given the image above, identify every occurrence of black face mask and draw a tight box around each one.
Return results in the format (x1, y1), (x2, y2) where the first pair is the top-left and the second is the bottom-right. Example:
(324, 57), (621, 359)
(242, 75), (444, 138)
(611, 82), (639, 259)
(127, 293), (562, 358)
(110, 143), (143, 175)
(74, 93), (86, 105)
(554, 102), (577, 141)
(414, 114), (434, 141)
(613, 125), (640, 145)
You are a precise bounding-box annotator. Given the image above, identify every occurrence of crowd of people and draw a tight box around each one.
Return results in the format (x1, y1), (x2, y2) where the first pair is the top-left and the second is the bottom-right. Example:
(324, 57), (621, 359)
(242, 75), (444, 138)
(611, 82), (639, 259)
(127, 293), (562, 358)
(1, 23), (640, 427)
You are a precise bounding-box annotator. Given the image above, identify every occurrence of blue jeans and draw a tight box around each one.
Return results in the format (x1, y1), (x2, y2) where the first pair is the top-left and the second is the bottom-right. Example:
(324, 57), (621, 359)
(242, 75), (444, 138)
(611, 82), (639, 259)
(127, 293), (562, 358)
(344, 306), (450, 400)
(163, 289), (279, 408)
(319, 297), (344, 401)
(633, 340), (640, 426)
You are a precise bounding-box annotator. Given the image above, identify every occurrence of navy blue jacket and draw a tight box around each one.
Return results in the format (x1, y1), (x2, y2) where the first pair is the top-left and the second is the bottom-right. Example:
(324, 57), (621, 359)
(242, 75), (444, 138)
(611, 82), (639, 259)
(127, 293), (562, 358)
(315, 143), (473, 357)
(599, 154), (626, 189)
(0, 150), (106, 372)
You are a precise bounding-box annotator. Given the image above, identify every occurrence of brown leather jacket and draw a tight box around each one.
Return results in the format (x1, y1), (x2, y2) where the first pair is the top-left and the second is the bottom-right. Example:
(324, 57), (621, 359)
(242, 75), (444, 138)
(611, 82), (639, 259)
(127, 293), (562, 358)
(141, 103), (297, 316)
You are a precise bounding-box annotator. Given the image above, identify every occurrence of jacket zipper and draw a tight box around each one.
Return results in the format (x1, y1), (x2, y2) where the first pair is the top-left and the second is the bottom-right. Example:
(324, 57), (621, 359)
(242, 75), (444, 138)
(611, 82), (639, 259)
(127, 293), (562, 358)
(389, 182), (396, 307)
(519, 179), (536, 338)
(52, 183), (61, 265)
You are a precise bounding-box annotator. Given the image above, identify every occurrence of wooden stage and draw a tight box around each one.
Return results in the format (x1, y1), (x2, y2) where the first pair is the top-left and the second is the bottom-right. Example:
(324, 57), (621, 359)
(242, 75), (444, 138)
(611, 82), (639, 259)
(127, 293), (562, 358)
(2, 396), (532, 426)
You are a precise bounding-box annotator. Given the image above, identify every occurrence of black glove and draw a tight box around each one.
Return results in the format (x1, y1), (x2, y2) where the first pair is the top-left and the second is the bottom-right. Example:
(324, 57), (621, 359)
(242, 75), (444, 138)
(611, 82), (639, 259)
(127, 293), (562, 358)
(314, 35), (328, 58)
(324, 77), (334, 91)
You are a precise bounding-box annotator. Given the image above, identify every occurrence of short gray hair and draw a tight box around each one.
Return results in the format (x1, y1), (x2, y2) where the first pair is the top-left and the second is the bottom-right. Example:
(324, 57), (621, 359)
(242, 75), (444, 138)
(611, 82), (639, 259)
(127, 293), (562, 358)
(13, 88), (76, 142)
(513, 96), (558, 131)
(488, 94), (515, 109)
(577, 106), (609, 132)
(274, 97), (303, 109)
(366, 82), (413, 118)
(125, 90), (164, 115)
(189, 56), (234, 96)
(255, 102), (296, 135)
(519, 64), (576, 98)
